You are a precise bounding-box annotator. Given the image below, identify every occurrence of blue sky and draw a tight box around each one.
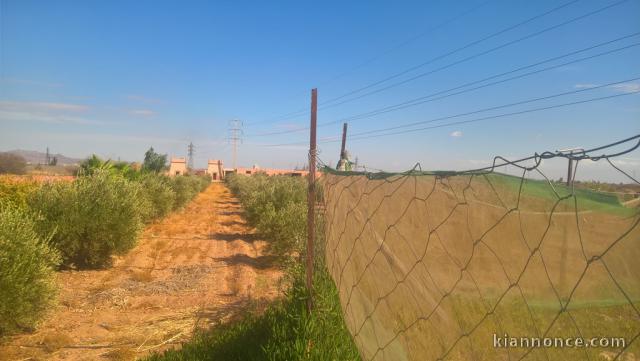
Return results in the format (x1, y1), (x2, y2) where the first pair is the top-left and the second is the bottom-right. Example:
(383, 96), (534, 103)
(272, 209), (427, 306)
(1, 0), (639, 181)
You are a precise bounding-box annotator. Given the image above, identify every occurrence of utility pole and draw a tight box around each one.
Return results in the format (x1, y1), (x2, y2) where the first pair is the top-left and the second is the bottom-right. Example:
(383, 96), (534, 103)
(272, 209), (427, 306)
(558, 147), (583, 186)
(45, 147), (50, 166)
(340, 123), (348, 160)
(228, 119), (243, 170)
(187, 142), (195, 171)
(337, 122), (350, 171)
(306, 88), (318, 314)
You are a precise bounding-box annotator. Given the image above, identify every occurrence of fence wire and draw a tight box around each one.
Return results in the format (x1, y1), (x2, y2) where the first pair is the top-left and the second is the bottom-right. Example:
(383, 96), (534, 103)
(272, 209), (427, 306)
(319, 135), (640, 361)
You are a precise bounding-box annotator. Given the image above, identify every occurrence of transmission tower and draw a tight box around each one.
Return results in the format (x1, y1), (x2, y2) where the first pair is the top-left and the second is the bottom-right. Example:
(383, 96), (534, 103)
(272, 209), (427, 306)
(187, 142), (195, 170)
(228, 119), (243, 169)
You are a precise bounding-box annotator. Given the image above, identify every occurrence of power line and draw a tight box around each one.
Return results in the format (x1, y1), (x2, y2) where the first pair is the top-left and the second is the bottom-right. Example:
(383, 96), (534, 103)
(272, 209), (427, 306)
(263, 81), (640, 146)
(318, 0), (586, 107)
(247, 33), (640, 137)
(324, 0), (495, 86)
(249, 0), (630, 135)
(348, 77), (640, 138)
(349, 91), (640, 142)
(316, 0), (630, 111)
(245, 0), (495, 126)
(340, 38), (640, 124)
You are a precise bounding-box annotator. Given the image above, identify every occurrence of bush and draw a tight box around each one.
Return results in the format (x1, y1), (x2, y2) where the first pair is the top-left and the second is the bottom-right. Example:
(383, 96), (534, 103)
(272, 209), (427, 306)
(29, 171), (145, 268)
(149, 174), (359, 361)
(0, 153), (27, 175)
(227, 174), (306, 256)
(170, 175), (209, 209)
(138, 174), (175, 222)
(0, 204), (60, 334)
(0, 176), (40, 208)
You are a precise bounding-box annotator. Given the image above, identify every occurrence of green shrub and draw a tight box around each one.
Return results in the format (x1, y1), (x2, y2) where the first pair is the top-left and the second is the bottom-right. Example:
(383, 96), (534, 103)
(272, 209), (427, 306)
(226, 174), (306, 256)
(29, 171), (144, 268)
(0, 177), (41, 208)
(138, 174), (175, 221)
(0, 204), (60, 334)
(170, 176), (197, 209)
(196, 175), (211, 192)
(149, 174), (359, 361)
(170, 175), (209, 209)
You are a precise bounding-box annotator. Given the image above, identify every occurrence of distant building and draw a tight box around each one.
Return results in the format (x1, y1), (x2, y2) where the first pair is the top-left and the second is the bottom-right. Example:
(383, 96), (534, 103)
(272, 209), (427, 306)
(168, 157), (187, 176)
(206, 159), (224, 181)
(232, 165), (317, 177)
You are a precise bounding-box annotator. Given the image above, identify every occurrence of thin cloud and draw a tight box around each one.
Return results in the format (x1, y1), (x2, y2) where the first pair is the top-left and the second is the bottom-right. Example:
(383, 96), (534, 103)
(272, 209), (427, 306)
(607, 83), (640, 94)
(0, 100), (100, 125)
(126, 95), (161, 104)
(450, 130), (463, 137)
(0, 110), (104, 125)
(612, 158), (640, 167)
(1, 78), (63, 88)
(574, 84), (597, 89)
(129, 109), (156, 117)
(0, 101), (89, 112)
(573, 82), (640, 93)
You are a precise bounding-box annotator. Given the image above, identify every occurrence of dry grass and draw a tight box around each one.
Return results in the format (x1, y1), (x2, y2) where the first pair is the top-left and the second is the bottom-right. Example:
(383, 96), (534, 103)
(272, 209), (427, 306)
(131, 270), (154, 283)
(0, 183), (283, 360)
(103, 347), (137, 361)
(39, 332), (73, 352)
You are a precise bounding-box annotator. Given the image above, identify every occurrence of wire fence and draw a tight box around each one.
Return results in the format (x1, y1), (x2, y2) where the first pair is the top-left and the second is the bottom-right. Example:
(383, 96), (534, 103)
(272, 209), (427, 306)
(319, 135), (640, 361)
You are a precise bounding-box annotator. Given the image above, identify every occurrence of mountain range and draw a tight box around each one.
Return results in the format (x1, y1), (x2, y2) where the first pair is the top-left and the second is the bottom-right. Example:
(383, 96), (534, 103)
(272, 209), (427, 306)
(4, 149), (84, 165)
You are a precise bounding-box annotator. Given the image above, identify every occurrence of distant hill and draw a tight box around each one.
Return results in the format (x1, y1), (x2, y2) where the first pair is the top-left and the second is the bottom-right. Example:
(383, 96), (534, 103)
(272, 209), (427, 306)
(4, 149), (83, 165)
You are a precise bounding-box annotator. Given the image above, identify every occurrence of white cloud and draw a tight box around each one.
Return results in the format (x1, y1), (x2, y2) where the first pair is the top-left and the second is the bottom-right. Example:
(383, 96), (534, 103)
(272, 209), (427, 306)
(0, 101), (101, 125)
(129, 109), (156, 117)
(0, 101), (89, 112)
(0, 110), (103, 125)
(0, 78), (63, 88)
(449, 130), (463, 137)
(607, 83), (640, 94)
(126, 95), (161, 104)
(612, 159), (640, 167)
(573, 82), (640, 93)
(574, 84), (597, 89)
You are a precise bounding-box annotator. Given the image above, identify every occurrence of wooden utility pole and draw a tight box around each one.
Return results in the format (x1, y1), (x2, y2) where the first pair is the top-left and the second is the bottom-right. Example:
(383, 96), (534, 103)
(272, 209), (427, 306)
(306, 88), (318, 313)
(566, 158), (574, 186)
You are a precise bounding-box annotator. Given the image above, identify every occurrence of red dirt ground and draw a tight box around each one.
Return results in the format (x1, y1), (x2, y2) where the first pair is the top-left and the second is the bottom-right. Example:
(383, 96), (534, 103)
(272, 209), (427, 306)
(0, 183), (283, 361)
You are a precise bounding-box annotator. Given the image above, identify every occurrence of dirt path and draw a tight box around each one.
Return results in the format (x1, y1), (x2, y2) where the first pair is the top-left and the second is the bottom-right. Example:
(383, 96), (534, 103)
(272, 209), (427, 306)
(0, 183), (282, 361)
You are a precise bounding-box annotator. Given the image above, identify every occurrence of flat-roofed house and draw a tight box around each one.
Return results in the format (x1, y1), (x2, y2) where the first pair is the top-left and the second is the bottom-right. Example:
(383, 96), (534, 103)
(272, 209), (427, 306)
(206, 159), (224, 181)
(168, 157), (187, 176)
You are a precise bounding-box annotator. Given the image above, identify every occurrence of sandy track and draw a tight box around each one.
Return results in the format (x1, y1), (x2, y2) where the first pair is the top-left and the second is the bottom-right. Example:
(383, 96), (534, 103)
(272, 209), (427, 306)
(0, 183), (282, 361)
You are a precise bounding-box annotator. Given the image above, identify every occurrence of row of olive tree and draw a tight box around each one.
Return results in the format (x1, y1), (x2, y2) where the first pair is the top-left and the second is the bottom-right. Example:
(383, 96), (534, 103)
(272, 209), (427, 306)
(226, 173), (307, 258)
(0, 149), (209, 335)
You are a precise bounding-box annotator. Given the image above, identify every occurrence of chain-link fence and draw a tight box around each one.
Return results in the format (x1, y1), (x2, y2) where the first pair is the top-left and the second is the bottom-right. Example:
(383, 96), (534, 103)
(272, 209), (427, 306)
(320, 135), (640, 361)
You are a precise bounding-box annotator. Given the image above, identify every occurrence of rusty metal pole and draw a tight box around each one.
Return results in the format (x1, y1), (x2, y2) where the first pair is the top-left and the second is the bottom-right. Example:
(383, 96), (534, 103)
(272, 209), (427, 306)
(306, 88), (318, 313)
(340, 122), (348, 160)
